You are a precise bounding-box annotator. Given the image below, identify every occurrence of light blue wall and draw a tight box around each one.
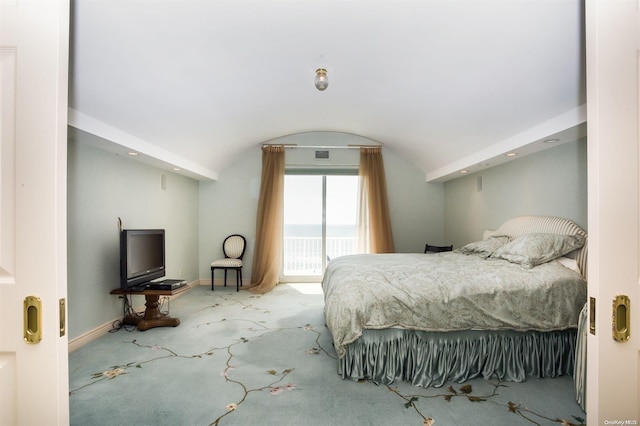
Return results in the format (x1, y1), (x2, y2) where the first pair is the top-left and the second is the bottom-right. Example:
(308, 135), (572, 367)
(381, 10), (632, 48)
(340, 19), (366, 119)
(443, 138), (588, 247)
(385, 147), (445, 252)
(198, 147), (261, 284)
(67, 136), (200, 340)
(198, 132), (445, 283)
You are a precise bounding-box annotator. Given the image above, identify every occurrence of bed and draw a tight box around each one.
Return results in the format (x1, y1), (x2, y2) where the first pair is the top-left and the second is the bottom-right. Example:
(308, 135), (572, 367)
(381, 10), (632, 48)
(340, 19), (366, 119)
(321, 215), (588, 388)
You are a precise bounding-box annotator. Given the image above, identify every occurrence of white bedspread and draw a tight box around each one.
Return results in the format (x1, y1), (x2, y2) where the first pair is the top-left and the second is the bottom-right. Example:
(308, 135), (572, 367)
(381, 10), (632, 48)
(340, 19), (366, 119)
(321, 252), (587, 358)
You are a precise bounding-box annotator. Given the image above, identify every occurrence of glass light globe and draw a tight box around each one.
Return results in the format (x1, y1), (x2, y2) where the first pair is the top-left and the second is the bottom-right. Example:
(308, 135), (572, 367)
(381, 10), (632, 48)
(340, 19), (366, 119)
(314, 68), (328, 91)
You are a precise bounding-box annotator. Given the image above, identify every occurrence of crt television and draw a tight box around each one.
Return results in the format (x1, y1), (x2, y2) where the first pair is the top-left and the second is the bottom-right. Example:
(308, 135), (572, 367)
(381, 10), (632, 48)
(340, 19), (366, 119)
(120, 229), (165, 289)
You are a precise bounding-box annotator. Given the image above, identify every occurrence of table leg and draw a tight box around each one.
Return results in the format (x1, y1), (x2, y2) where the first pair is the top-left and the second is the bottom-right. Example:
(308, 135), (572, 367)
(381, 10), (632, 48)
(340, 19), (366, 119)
(123, 294), (180, 331)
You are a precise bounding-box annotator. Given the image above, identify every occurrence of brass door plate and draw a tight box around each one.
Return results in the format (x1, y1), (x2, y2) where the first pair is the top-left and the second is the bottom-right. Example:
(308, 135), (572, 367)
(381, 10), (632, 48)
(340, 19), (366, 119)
(612, 295), (630, 342)
(24, 296), (42, 344)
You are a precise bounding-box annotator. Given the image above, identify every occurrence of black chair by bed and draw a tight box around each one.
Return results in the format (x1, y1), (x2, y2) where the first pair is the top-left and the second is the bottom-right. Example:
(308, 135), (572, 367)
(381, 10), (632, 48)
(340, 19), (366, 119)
(424, 243), (453, 253)
(210, 234), (246, 291)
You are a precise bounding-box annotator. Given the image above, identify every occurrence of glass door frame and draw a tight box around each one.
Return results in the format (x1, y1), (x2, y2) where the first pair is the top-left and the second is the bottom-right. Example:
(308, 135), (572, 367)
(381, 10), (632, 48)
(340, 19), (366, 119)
(280, 168), (358, 283)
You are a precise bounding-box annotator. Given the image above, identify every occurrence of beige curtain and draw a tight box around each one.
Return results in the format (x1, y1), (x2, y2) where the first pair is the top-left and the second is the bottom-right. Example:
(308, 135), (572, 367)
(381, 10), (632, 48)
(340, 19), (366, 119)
(357, 147), (395, 253)
(247, 145), (285, 294)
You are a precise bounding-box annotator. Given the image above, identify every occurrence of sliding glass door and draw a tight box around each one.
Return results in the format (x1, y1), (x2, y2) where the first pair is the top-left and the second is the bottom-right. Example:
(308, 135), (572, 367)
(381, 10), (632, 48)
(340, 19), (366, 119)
(282, 173), (358, 282)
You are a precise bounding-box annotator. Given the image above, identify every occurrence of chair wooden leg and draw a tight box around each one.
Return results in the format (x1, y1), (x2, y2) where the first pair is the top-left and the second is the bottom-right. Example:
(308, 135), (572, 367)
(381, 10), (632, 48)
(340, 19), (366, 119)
(212, 267), (243, 291)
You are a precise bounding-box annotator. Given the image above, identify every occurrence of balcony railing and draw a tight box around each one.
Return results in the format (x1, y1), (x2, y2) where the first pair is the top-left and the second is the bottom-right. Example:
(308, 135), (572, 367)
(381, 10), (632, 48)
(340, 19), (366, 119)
(283, 236), (357, 275)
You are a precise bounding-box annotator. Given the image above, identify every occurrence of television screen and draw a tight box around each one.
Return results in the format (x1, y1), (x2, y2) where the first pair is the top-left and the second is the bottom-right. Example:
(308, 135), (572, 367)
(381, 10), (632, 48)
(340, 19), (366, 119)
(120, 229), (166, 289)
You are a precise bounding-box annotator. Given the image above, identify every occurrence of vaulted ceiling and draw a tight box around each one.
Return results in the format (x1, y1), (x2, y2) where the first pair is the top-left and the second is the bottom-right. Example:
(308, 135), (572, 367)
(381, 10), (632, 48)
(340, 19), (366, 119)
(68, 0), (586, 182)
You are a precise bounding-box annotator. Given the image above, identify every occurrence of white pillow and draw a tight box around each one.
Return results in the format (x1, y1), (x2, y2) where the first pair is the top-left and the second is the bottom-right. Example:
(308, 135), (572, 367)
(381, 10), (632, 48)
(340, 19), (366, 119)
(555, 256), (582, 275)
(491, 233), (586, 269)
(458, 236), (510, 259)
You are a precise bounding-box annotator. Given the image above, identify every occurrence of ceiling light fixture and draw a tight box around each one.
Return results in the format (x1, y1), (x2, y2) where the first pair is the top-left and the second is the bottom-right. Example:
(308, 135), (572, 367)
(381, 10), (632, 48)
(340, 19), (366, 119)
(314, 68), (328, 91)
(543, 138), (560, 144)
(505, 152), (518, 157)
(127, 152), (139, 156)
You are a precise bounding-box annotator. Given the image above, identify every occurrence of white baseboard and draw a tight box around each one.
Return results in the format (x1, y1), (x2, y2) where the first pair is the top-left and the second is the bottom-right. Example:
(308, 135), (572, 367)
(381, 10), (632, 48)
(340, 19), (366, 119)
(68, 319), (115, 352)
(68, 280), (200, 352)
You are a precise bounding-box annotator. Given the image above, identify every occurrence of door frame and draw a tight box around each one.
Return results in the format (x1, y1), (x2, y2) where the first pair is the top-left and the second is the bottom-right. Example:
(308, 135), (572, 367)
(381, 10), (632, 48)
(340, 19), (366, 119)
(586, 0), (640, 422)
(0, 0), (70, 424)
(281, 170), (359, 283)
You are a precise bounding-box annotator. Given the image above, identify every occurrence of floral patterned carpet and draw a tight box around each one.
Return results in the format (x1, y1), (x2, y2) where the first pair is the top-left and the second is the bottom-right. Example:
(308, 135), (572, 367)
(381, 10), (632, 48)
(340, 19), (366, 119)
(69, 284), (586, 426)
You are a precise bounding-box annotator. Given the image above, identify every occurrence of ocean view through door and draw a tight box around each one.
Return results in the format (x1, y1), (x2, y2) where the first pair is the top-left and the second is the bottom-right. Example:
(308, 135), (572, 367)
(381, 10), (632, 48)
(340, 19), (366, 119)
(282, 174), (358, 281)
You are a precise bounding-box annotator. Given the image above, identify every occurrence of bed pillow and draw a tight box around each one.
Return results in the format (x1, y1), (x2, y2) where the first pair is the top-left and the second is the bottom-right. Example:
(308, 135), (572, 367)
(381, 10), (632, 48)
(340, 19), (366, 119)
(491, 233), (586, 269)
(457, 235), (511, 258)
(555, 256), (582, 275)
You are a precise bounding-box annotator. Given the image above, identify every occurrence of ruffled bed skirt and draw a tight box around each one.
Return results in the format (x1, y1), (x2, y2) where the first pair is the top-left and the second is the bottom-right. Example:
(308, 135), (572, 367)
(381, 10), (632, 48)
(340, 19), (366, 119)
(338, 328), (577, 388)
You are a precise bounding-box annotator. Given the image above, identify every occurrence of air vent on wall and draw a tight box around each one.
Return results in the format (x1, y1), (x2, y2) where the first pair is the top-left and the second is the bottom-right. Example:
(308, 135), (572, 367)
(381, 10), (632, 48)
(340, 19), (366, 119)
(315, 150), (329, 160)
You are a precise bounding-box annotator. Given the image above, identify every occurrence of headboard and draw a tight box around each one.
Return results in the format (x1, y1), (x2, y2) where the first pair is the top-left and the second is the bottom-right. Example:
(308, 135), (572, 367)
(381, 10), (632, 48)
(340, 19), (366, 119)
(484, 215), (588, 277)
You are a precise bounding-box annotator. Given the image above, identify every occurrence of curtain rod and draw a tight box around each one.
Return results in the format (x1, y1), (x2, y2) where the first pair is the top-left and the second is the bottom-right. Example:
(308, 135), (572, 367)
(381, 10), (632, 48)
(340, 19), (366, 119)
(260, 144), (383, 149)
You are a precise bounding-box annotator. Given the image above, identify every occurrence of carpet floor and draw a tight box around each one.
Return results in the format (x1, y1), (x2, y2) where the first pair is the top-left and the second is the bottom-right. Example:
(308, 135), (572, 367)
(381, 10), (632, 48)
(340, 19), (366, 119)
(69, 284), (586, 426)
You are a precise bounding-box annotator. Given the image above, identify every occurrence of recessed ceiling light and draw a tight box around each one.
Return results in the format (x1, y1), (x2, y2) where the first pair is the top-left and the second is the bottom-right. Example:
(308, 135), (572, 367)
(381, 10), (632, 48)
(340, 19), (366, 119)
(460, 170), (468, 174)
(172, 167), (181, 171)
(543, 138), (560, 143)
(127, 152), (139, 156)
(505, 152), (517, 157)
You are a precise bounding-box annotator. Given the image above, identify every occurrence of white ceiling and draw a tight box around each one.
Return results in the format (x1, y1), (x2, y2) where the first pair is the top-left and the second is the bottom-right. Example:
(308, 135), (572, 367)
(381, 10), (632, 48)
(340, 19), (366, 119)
(68, 0), (586, 182)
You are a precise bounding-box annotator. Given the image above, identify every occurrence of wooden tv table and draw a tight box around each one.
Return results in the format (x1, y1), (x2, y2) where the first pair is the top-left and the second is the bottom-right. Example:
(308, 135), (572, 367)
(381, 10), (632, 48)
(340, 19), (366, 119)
(110, 285), (189, 331)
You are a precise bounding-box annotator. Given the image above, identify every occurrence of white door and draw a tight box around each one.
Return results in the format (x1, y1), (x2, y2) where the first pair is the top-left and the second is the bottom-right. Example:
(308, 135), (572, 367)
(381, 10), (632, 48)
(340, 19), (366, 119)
(0, 0), (70, 424)
(586, 0), (640, 422)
